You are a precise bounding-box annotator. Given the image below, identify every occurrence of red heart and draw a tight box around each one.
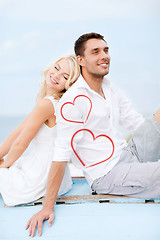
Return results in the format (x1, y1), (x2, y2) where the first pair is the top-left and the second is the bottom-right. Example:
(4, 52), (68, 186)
(71, 129), (115, 168)
(60, 95), (92, 124)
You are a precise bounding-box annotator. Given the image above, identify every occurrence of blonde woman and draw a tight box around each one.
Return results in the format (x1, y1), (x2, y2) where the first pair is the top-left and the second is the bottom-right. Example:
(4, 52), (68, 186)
(0, 55), (80, 206)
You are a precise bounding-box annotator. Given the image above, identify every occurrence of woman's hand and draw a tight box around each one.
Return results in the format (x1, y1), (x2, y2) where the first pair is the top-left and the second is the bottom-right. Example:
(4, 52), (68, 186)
(25, 208), (55, 237)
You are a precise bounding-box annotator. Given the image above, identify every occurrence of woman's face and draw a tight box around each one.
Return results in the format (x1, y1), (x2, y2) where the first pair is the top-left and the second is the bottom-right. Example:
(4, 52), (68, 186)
(46, 58), (70, 93)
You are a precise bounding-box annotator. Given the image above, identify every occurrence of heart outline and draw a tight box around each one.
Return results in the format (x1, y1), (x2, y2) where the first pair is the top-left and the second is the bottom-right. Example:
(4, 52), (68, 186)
(71, 128), (115, 168)
(60, 95), (92, 124)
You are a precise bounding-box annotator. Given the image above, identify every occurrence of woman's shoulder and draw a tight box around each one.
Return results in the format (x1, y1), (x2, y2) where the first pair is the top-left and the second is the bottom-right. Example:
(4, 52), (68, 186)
(44, 96), (58, 106)
(36, 97), (57, 114)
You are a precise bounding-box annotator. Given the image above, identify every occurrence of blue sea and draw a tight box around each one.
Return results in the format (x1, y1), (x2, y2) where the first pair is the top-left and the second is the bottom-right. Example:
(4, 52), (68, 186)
(0, 114), (136, 147)
(0, 112), (151, 145)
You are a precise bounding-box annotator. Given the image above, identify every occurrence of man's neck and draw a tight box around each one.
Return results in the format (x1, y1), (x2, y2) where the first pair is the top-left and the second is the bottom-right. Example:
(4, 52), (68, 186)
(81, 72), (104, 97)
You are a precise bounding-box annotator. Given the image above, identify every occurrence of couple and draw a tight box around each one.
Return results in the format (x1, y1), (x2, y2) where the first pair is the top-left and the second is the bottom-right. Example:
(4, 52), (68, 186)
(1, 32), (160, 237)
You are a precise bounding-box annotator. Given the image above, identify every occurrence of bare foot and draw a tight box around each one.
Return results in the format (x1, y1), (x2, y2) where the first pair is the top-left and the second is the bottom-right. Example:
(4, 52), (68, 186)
(154, 109), (160, 125)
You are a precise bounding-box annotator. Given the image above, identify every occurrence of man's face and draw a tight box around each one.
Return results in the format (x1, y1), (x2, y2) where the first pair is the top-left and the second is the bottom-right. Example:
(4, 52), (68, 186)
(78, 39), (110, 78)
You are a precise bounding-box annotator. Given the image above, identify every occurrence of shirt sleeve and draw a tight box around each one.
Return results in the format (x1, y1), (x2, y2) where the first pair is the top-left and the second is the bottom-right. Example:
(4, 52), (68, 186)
(117, 88), (145, 132)
(52, 91), (84, 162)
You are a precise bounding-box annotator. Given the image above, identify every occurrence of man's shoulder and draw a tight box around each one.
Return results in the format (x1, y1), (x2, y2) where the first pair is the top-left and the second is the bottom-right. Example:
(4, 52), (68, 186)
(59, 79), (87, 104)
(103, 77), (119, 93)
(103, 77), (128, 101)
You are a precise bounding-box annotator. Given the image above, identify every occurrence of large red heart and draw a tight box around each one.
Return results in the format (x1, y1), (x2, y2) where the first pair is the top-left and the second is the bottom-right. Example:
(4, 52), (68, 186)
(60, 95), (92, 124)
(71, 129), (115, 168)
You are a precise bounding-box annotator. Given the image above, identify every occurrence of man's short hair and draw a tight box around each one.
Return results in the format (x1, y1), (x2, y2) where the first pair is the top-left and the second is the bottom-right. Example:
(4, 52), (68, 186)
(74, 32), (106, 56)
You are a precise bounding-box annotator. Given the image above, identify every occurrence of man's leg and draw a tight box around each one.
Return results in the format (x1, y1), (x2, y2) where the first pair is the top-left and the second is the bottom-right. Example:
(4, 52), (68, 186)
(92, 110), (160, 198)
(91, 157), (160, 199)
(132, 109), (160, 163)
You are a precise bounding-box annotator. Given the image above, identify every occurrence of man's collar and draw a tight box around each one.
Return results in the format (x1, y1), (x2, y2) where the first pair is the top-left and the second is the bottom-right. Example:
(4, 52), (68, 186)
(75, 74), (110, 90)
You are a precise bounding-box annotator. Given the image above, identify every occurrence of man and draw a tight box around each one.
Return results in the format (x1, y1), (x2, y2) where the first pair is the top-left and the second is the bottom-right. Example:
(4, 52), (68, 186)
(26, 33), (160, 237)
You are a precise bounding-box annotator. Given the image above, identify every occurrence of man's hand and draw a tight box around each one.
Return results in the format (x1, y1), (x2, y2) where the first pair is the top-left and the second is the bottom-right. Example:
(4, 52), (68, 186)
(25, 208), (55, 237)
(25, 161), (67, 237)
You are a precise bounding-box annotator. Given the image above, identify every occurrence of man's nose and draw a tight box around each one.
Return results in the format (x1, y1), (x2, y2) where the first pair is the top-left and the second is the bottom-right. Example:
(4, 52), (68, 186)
(100, 50), (108, 59)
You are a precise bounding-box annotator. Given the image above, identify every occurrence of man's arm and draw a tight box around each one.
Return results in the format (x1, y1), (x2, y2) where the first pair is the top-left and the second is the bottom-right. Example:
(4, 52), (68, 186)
(117, 88), (145, 132)
(26, 161), (67, 237)
(26, 90), (84, 237)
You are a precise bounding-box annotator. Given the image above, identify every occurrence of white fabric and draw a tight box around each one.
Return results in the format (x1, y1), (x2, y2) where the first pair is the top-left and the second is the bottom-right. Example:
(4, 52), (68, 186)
(0, 96), (72, 206)
(53, 76), (145, 185)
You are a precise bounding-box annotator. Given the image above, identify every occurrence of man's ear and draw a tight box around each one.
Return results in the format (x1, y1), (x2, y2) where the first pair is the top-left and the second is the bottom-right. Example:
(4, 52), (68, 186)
(77, 55), (85, 67)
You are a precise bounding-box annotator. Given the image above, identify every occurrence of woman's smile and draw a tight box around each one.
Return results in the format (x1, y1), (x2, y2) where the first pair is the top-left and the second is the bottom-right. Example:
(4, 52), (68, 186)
(50, 75), (58, 84)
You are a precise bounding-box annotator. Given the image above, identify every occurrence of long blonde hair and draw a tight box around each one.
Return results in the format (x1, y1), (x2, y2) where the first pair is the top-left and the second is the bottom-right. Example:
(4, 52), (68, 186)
(36, 55), (80, 101)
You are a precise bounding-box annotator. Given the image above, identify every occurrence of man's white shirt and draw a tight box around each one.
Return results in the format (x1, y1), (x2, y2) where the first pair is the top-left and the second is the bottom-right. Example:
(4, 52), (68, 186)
(53, 75), (145, 186)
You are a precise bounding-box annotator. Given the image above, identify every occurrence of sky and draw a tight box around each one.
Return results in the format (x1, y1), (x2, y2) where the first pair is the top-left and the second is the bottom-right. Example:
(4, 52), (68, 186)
(0, 0), (160, 117)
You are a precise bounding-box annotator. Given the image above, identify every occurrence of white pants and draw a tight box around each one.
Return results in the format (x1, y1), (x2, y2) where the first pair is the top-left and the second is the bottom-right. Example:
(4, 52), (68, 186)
(91, 116), (160, 199)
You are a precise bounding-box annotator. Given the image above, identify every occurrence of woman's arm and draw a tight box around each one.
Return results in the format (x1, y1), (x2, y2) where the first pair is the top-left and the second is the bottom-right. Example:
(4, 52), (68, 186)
(0, 113), (33, 159)
(0, 99), (55, 168)
(0, 158), (4, 166)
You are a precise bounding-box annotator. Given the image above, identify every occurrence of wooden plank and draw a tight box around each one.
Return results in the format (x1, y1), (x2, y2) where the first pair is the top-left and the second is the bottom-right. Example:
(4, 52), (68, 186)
(10, 194), (160, 207)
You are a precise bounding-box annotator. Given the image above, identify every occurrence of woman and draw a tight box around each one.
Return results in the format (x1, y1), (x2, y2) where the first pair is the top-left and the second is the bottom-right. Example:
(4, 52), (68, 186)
(0, 55), (80, 206)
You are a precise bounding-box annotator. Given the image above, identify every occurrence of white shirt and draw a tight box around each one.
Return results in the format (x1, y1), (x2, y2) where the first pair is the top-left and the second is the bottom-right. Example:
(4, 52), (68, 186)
(53, 75), (145, 185)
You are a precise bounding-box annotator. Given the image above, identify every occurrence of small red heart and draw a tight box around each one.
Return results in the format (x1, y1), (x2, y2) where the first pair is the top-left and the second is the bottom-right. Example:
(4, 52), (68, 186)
(71, 129), (115, 168)
(60, 95), (92, 124)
